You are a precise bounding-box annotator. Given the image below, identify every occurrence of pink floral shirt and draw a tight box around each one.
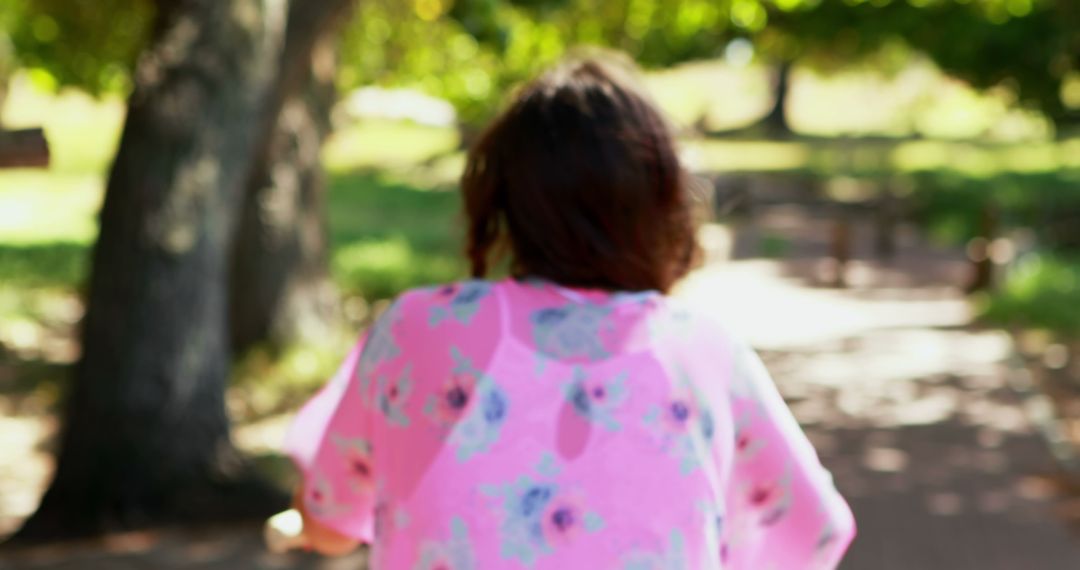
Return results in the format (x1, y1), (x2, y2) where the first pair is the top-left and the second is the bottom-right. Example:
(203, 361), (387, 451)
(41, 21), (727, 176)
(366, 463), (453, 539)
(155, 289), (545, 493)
(285, 277), (855, 569)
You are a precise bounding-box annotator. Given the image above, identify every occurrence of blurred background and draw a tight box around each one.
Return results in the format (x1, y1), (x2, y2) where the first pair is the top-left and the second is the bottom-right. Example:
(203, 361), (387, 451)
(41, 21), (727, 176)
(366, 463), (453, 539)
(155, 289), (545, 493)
(0, 0), (1078, 568)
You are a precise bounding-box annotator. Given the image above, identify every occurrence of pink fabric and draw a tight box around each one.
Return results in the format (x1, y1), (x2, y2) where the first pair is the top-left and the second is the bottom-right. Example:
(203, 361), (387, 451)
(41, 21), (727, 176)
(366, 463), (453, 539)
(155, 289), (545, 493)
(284, 277), (855, 569)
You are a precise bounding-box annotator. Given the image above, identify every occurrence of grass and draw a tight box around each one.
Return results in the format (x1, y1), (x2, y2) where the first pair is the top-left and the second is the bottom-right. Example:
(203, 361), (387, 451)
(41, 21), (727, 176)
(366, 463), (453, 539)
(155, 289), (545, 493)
(322, 119), (460, 172)
(0, 242), (88, 290)
(326, 170), (465, 300)
(0, 160), (466, 302)
(981, 253), (1080, 339)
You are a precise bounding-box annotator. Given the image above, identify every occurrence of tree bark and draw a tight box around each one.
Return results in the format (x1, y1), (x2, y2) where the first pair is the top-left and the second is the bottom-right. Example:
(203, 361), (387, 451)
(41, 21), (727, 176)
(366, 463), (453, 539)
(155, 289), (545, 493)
(230, 11), (349, 355)
(966, 204), (998, 294)
(12, 0), (290, 542)
(763, 60), (793, 136)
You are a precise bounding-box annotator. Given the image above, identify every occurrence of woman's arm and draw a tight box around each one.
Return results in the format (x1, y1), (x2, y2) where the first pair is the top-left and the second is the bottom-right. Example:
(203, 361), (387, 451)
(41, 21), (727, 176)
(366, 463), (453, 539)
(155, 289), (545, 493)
(280, 323), (386, 552)
(292, 488), (361, 556)
(724, 339), (855, 569)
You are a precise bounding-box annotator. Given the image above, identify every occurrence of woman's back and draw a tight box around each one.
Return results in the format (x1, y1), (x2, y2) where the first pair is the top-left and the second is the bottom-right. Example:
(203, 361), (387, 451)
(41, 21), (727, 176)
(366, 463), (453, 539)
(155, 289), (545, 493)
(287, 278), (853, 568)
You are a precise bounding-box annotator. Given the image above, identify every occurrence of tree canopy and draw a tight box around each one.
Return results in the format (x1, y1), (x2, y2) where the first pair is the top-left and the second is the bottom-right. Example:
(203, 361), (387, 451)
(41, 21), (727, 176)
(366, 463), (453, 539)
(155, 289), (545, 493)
(2, 0), (1075, 125)
(334, 0), (1076, 126)
(1, 0), (151, 94)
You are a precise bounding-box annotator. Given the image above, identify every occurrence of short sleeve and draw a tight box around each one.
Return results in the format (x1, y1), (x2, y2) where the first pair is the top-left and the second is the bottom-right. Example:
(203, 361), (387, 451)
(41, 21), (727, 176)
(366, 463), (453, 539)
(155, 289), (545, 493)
(283, 303), (397, 542)
(723, 338), (855, 569)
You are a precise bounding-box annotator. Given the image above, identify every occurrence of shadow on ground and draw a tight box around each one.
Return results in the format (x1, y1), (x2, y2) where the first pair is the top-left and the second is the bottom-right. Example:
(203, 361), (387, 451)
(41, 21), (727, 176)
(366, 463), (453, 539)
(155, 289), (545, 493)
(0, 523), (367, 570)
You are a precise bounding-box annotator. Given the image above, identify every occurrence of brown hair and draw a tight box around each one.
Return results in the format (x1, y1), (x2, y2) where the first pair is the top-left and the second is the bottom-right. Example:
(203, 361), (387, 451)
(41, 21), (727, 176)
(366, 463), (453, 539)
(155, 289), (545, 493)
(461, 57), (699, 294)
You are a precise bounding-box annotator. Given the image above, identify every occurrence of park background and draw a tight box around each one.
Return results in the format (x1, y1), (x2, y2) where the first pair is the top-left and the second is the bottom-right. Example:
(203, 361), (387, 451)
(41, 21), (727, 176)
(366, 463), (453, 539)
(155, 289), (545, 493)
(0, 0), (1079, 567)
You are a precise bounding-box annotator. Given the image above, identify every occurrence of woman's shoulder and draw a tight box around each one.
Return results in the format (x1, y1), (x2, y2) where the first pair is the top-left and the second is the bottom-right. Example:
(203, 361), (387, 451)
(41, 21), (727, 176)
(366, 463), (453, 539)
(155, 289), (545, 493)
(648, 296), (750, 352)
(378, 279), (503, 332)
(393, 279), (501, 309)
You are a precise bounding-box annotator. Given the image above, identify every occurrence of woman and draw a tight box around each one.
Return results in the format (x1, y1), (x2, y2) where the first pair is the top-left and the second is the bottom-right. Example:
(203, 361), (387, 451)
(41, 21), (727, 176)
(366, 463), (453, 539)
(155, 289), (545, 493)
(283, 57), (855, 569)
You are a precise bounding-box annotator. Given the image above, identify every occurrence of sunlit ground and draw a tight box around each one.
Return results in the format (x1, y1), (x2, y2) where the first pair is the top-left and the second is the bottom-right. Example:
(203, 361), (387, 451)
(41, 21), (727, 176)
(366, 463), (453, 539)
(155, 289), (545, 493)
(681, 210), (1080, 566)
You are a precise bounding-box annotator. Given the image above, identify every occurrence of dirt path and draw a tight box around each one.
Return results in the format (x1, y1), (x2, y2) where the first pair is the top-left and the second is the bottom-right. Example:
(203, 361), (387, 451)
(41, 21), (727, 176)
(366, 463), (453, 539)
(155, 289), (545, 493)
(680, 209), (1080, 569)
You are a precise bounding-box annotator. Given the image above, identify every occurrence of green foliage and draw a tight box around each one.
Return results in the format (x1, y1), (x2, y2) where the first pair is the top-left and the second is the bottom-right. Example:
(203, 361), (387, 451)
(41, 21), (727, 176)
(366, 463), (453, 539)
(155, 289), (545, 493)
(1, 0), (1074, 125)
(337, 0), (508, 125)
(909, 170), (1080, 249)
(337, 0), (740, 127)
(759, 233), (792, 258)
(4, 0), (152, 94)
(767, 0), (1076, 121)
(449, 0), (508, 51)
(0, 2), (15, 77)
(230, 336), (354, 421)
(553, 0), (731, 66)
(345, 0), (1076, 127)
(982, 252), (1080, 338)
(913, 2), (1077, 123)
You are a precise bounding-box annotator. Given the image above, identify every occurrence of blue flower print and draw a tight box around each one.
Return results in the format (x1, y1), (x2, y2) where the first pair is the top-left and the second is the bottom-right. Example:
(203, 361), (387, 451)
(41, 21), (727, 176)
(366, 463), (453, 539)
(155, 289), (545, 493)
(643, 401), (703, 475)
(519, 276), (553, 290)
(480, 454), (605, 566)
(670, 401), (691, 423)
(642, 369), (717, 475)
(700, 408), (715, 440)
(373, 499), (390, 542)
(816, 517), (838, 551)
(744, 463), (793, 527)
(564, 367), (629, 431)
(611, 289), (660, 307)
(358, 300), (404, 386)
(534, 307), (569, 326)
(413, 517), (476, 570)
(483, 389), (507, 424)
(303, 469), (352, 521)
(370, 487), (411, 546)
(622, 529), (689, 570)
(520, 485), (554, 518)
(444, 347), (509, 461)
(734, 410), (766, 461)
(331, 434), (376, 495)
(696, 500), (726, 564)
(424, 368), (479, 427)
(808, 508), (845, 569)
(484, 479), (554, 565)
(713, 514), (726, 562)
(376, 366), (413, 427)
(429, 281), (491, 327)
(530, 303), (613, 369)
(571, 386), (590, 415)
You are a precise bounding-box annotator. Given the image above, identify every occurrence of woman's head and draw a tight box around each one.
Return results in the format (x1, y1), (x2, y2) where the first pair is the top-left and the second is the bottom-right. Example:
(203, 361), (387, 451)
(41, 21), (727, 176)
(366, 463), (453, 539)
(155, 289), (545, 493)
(461, 56), (699, 293)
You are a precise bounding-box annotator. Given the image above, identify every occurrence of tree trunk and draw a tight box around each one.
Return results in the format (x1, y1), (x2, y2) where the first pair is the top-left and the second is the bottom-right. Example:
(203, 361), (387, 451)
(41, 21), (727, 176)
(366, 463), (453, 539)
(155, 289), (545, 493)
(229, 30), (342, 355)
(12, 0), (290, 542)
(763, 60), (793, 136)
(966, 204), (998, 294)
